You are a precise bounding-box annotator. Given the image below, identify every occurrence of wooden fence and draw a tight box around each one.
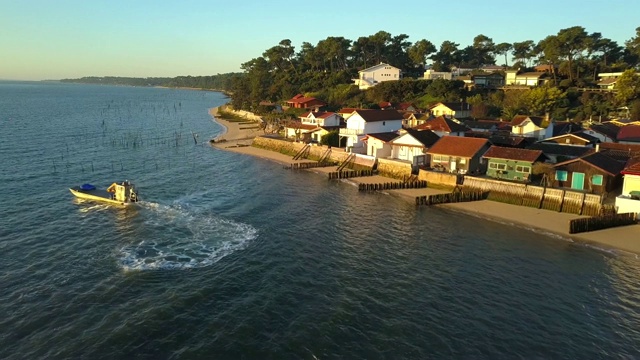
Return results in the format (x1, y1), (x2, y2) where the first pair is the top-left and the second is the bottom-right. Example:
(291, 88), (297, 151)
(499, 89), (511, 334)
(328, 170), (373, 180)
(415, 191), (487, 206)
(463, 177), (604, 216)
(358, 180), (427, 192)
(569, 213), (637, 234)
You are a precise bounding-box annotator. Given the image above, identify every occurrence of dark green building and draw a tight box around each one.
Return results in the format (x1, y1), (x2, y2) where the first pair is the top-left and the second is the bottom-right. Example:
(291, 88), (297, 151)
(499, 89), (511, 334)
(483, 146), (546, 182)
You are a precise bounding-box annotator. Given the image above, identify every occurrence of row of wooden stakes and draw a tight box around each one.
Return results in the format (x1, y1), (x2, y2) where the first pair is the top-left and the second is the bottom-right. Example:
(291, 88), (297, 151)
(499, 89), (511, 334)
(358, 180), (428, 192)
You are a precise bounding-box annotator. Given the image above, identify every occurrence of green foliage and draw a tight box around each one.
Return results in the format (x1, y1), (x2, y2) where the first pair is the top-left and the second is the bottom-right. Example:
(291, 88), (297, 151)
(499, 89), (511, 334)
(615, 69), (640, 105)
(524, 86), (566, 115)
(320, 130), (341, 147)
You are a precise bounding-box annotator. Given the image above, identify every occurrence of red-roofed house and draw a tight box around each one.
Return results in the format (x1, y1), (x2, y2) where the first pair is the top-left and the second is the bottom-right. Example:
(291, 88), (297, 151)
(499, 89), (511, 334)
(339, 109), (404, 153)
(615, 158), (640, 213)
(482, 146), (546, 182)
(426, 136), (491, 174)
(413, 115), (469, 137)
(285, 94), (327, 110)
(617, 125), (640, 144)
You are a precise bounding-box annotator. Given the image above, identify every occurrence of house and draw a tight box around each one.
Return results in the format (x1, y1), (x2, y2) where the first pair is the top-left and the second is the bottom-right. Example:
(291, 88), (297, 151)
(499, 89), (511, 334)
(483, 146), (546, 182)
(403, 112), (429, 128)
(510, 115), (553, 140)
(337, 108), (359, 120)
(552, 152), (626, 193)
(299, 111), (342, 127)
(413, 115), (469, 137)
(537, 131), (599, 147)
(424, 69), (453, 80)
(389, 128), (440, 166)
(616, 158), (640, 213)
(481, 65), (505, 72)
(617, 125), (640, 144)
(283, 120), (320, 142)
(505, 70), (550, 86)
(429, 102), (473, 119)
(463, 120), (500, 133)
(586, 122), (620, 143)
(298, 111), (345, 143)
(527, 143), (594, 163)
(363, 132), (400, 158)
(286, 94), (327, 110)
(598, 142), (640, 157)
(338, 109), (404, 153)
(396, 102), (418, 112)
(551, 121), (583, 137)
(597, 72), (623, 90)
(378, 101), (393, 110)
(426, 136), (491, 174)
(472, 72), (504, 88)
(353, 63), (402, 90)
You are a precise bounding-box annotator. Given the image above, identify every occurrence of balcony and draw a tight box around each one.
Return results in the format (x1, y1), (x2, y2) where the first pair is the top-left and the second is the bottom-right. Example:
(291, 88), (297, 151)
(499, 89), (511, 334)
(339, 128), (365, 136)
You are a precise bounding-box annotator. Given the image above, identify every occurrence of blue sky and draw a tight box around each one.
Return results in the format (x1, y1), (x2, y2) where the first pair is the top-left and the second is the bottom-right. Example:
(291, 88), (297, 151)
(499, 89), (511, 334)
(1, 0), (638, 80)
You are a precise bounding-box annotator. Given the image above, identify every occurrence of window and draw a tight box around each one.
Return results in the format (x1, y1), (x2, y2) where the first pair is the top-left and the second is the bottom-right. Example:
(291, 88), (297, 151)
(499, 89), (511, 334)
(556, 170), (568, 181)
(433, 155), (449, 162)
(592, 174), (603, 186)
(459, 158), (467, 164)
(515, 165), (531, 174)
(489, 162), (506, 170)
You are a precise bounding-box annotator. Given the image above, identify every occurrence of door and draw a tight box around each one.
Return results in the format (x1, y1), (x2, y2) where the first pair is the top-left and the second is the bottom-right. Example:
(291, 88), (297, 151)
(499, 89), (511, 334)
(571, 172), (585, 190)
(450, 160), (457, 173)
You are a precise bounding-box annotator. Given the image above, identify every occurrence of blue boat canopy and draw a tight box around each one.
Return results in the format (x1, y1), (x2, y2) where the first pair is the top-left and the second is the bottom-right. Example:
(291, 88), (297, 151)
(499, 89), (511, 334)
(80, 183), (96, 191)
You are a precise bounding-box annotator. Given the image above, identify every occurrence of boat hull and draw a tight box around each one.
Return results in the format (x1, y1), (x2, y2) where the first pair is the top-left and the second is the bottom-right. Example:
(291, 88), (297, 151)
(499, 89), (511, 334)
(69, 188), (136, 206)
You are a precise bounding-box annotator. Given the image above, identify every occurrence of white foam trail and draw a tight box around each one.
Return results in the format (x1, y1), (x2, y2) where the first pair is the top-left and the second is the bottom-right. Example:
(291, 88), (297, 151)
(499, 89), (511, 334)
(119, 201), (257, 271)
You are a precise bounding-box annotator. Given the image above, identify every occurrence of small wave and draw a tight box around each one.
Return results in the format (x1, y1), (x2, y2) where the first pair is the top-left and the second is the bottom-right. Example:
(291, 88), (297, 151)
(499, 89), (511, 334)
(119, 201), (257, 271)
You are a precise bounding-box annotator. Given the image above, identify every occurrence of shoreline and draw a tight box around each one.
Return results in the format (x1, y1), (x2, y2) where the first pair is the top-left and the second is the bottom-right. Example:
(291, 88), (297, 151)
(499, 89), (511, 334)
(207, 109), (640, 256)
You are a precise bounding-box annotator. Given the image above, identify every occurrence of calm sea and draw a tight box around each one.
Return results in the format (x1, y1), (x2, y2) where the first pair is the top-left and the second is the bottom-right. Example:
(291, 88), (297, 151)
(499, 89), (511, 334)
(1, 81), (639, 359)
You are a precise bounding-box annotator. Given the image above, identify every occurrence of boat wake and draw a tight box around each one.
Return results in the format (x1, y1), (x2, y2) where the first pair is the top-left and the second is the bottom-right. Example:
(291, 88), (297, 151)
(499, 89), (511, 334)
(118, 201), (257, 271)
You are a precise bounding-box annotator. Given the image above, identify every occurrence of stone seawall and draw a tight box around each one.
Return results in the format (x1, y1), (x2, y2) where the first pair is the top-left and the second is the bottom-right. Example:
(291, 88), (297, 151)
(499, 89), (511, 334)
(218, 105), (263, 122)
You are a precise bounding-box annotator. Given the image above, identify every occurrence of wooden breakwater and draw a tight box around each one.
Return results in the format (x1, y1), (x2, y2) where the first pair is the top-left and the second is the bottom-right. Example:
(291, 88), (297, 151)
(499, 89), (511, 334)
(463, 177), (604, 216)
(358, 180), (427, 192)
(328, 170), (373, 180)
(283, 162), (329, 170)
(415, 190), (487, 206)
(569, 212), (638, 234)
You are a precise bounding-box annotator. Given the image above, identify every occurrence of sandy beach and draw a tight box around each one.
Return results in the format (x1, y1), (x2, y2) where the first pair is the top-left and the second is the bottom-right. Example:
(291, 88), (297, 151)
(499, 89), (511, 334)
(208, 107), (640, 255)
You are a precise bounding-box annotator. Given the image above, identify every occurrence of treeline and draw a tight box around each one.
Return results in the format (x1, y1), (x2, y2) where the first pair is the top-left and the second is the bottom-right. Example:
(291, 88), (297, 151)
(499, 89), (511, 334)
(60, 73), (241, 91)
(229, 27), (640, 121)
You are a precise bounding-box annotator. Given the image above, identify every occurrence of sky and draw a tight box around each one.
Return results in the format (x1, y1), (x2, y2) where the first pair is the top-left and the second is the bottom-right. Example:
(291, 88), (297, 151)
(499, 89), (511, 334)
(1, 0), (639, 81)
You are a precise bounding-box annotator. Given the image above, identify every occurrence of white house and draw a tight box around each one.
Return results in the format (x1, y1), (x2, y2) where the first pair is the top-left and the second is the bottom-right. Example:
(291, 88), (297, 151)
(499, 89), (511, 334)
(597, 72), (623, 90)
(339, 109), (404, 153)
(615, 159), (640, 214)
(389, 128), (440, 166)
(300, 111), (342, 127)
(363, 132), (399, 158)
(423, 69), (453, 80)
(505, 70), (549, 86)
(510, 115), (553, 140)
(353, 63), (401, 90)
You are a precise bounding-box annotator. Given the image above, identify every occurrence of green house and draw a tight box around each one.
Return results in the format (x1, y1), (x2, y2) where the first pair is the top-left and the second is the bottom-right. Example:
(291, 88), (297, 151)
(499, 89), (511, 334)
(482, 146), (546, 182)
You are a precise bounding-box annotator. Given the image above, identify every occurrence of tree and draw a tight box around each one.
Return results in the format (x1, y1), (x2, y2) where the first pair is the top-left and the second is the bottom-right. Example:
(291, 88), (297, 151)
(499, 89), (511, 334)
(555, 26), (589, 81)
(512, 40), (534, 67)
(495, 42), (512, 67)
(472, 34), (495, 67)
(430, 41), (459, 71)
(524, 86), (566, 115)
(625, 26), (640, 64)
(408, 39), (436, 70)
(615, 69), (640, 105)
